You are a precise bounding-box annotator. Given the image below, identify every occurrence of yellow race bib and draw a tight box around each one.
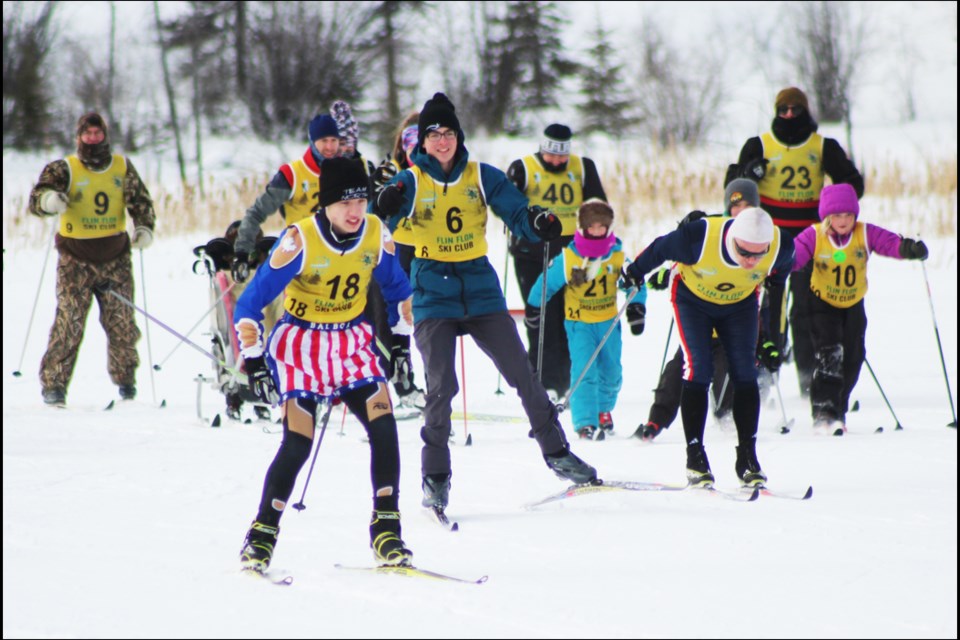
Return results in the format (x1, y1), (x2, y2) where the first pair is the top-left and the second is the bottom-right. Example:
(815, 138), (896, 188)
(281, 157), (320, 224)
(521, 154), (584, 236)
(677, 218), (780, 304)
(61, 154), (127, 239)
(408, 162), (488, 262)
(562, 246), (624, 323)
(758, 132), (825, 208)
(809, 222), (869, 307)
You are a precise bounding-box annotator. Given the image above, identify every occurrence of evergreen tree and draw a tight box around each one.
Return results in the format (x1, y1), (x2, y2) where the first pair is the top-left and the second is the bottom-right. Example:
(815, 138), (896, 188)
(577, 20), (640, 136)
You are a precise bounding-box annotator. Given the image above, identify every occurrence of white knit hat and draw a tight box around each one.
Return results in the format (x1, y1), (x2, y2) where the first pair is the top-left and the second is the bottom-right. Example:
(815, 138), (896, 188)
(728, 207), (774, 244)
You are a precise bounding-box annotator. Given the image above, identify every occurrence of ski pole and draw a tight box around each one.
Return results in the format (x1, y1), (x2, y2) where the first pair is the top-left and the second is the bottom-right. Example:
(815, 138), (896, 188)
(558, 287), (639, 413)
(864, 358), (903, 431)
(773, 372), (796, 434)
(99, 284), (247, 384)
(154, 281), (236, 371)
(13, 222), (57, 378)
(138, 249), (158, 404)
(535, 242), (550, 382)
(459, 335), (472, 446)
(496, 229), (510, 395)
(292, 400), (335, 511)
(920, 261), (957, 428)
(659, 317), (675, 378)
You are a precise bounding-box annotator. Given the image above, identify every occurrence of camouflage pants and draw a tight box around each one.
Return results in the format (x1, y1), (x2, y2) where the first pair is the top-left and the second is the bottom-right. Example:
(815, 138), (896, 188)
(40, 250), (141, 393)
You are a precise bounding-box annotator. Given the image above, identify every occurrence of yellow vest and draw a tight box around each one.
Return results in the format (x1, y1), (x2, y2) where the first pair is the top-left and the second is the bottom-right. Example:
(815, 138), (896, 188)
(521, 154), (584, 236)
(408, 162), (488, 262)
(387, 159), (415, 247)
(677, 218), (780, 304)
(281, 157), (320, 224)
(562, 246), (624, 323)
(809, 222), (869, 308)
(61, 154), (127, 239)
(283, 215), (383, 323)
(758, 132), (825, 207)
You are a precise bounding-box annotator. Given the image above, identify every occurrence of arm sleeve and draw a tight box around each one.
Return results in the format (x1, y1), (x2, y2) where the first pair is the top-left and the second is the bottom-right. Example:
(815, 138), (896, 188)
(28, 160), (70, 217)
(581, 157), (608, 202)
(373, 233), (414, 326)
(864, 223), (906, 259)
(627, 220), (708, 279)
(765, 234), (795, 342)
(235, 171), (293, 254)
(822, 138), (865, 198)
(725, 137), (763, 186)
(480, 162), (539, 242)
(791, 227), (817, 271)
(526, 252), (568, 307)
(123, 159), (156, 231)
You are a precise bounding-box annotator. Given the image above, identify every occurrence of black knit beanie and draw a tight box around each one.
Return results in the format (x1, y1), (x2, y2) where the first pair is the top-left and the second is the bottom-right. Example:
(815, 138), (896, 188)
(417, 93), (461, 148)
(319, 157), (370, 208)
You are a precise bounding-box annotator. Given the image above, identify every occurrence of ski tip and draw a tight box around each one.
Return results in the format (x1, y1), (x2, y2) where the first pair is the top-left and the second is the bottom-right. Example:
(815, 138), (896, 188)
(465, 433), (473, 446)
(211, 414), (221, 428)
(802, 486), (814, 500)
(450, 521), (460, 532)
(104, 400), (115, 411)
(747, 487), (761, 501)
(875, 426), (884, 434)
(160, 399), (167, 408)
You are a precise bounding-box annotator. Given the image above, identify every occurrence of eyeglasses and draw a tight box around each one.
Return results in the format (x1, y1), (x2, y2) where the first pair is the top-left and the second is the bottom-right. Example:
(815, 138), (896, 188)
(777, 104), (804, 116)
(425, 130), (457, 142)
(733, 241), (770, 259)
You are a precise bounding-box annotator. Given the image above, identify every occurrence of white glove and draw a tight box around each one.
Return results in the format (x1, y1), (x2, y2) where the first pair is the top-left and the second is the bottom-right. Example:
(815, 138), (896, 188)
(40, 191), (69, 215)
(392, 298), (414, 336)
(131, 226), (154, 250)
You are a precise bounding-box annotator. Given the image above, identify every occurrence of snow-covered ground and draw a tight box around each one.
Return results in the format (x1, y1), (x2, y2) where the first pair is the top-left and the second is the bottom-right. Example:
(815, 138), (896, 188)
(2, 215), (957, 637)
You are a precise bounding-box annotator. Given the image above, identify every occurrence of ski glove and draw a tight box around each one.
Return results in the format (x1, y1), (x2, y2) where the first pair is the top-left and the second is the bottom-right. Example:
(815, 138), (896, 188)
(618, 265), (644, 292)
(231, 252), (250, 283)
(529, 206), (563, 242)
(244, 356), (278, 405)
(373, 163), (399, 192)
(40, 191), (69, 215)
(377, 183), (405, 219)
(648, 268), (671, 291)
(898, 238), (929, 261)
(757, 339), (782, 372)
(679, 210), (708, 226)
(742, 157), (768, 181)
(524, 305), (541, 330)
(626, 302), (646, 336)
(131, 226), (153, 250)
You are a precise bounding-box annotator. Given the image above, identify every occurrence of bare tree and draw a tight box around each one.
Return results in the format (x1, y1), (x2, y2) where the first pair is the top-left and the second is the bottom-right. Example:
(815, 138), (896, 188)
(632, 17), (724, 148)
(153, 0), (187, 184)
(787, 1), (868, 124)
(3, 1), (60, 149)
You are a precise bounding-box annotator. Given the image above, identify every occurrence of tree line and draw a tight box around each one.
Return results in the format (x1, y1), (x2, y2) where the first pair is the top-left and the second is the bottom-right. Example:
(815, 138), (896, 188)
(3, 1), (893, 164)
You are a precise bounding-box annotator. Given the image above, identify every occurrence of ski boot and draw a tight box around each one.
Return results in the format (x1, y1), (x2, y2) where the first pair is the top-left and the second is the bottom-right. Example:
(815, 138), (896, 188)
(685, 445), (715, 488)
(370, 510), (413, 566)
(735, 445), (768, 488)
(632, 422), (663, 441)
(42, 388), (66, 407)
(598, 412), (614, 436)
(577, 425), (598, 440)
(421, 474), (451, 509)
(240, 521), (279, 573)
(545, 446), (598, 485)
(118, 384), (136, 400)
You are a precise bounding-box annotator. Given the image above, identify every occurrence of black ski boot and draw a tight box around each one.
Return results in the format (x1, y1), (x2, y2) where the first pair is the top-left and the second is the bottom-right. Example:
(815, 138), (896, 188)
(545, 446), (598, 485)
(118, 384), (136, 400)
(240, 521), (279, 573)
(735, 445), (768, 488)
(421, 474), (451, 509)
(686, 445), (715, 487)
(370, 510), (413, 566)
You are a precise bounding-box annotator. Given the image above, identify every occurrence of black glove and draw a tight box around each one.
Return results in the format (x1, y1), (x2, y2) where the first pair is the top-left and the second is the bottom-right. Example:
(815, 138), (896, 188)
(757, 338), (782, 372)
(898, 238), (928, 261)
(528, 205), (563, 242)
(618, 265), (644, 291)
(679, 210), (707, 226)
(244, 355), (278, 404)
(648, 268), (670, 291)
(231, 252), (251, 283)
(626, 303), (646, 336)
(390, 343), (412, 389)
(373, 163), (399, 191)
(524, 305), (541, 330)
(742, 157), (768, 181)
(377, 182), (405, 219)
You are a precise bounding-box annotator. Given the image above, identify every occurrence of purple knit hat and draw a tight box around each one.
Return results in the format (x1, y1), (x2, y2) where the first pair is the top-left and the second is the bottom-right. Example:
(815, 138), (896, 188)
(819, 183), (860, 220)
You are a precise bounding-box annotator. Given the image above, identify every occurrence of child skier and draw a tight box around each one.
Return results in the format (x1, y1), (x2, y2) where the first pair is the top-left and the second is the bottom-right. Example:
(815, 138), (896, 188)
(527, 201), (646, 439)
(792, 183), (929, 435)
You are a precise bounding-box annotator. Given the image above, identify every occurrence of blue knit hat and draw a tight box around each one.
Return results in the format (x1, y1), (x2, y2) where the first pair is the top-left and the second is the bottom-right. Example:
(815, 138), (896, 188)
(308, 114), (340, 142)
